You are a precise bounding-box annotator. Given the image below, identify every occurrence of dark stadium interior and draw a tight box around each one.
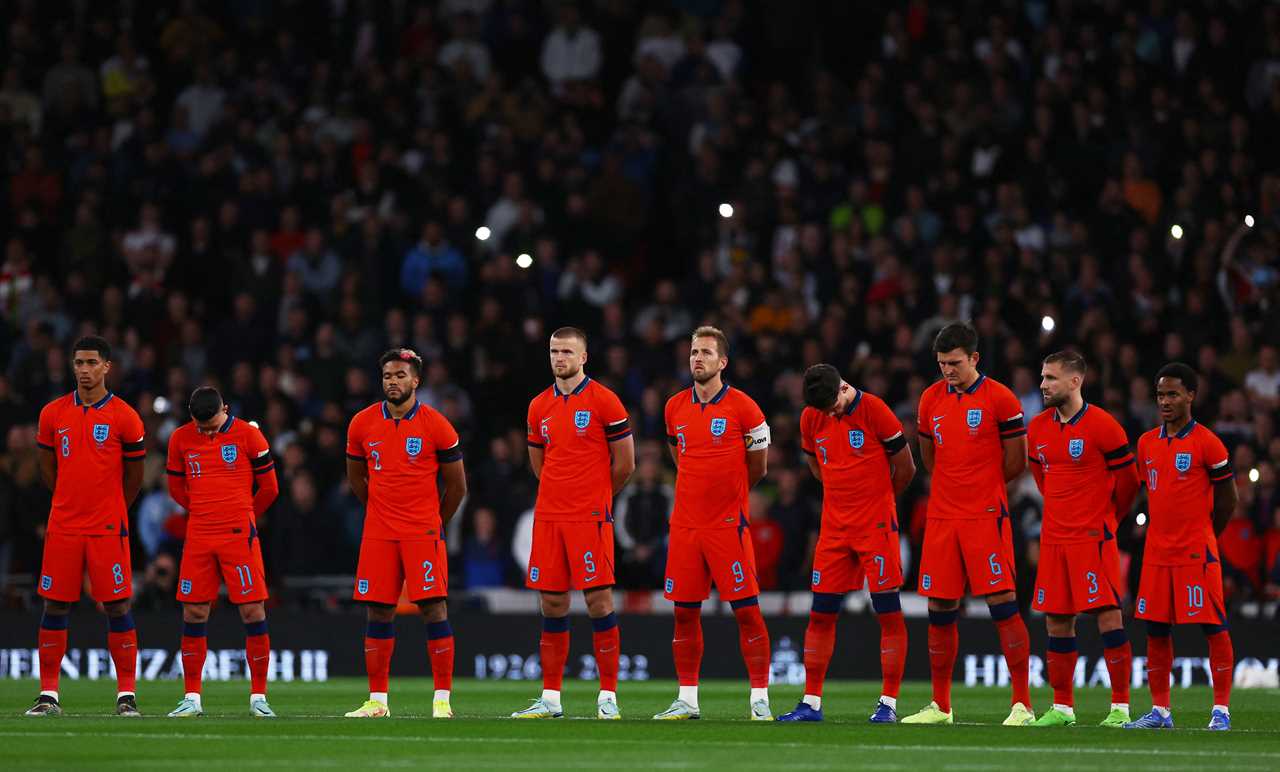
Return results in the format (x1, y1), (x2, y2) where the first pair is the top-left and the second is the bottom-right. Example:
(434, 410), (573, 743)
(1, 0), (1279, 616)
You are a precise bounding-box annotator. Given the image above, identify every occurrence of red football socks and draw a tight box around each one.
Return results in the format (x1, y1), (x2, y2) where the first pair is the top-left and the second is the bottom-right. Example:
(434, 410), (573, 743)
(1046, 636), (1078, 707)
(927, 611), (959, 713)
(364, 621), (396, 694)
(992, 605), (1032, 708)
(181, 622), (209, 694)
(802, 610), (837, 696)
(38, 614), (69, 694)
(591, 613), (620, 693)
(672, 604), (704, 686)
(427, 620), (454, 692)
(1101, 629), (1132, 705)
(1207, 630), (1233, 708)
(107, 614), (138, 694)
(245, 620), (271, 695)
(1146, 633), (1173, 709)
(733, 602), (771, 689)
(877, 609), (908, 699)
(540, 616), (570, 691)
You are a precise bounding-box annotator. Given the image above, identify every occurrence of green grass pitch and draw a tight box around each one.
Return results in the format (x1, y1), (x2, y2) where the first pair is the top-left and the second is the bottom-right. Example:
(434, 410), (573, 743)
(2, 678), (1277, 770)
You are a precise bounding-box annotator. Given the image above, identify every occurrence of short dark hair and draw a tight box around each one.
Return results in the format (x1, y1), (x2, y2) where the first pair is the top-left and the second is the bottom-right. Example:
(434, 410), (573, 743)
(188, 386), (223, 421)
(71, 335), (112, 361)
(550, 326), (588, 348)
(933, 322), (978, 355)
(803, 364), (842, 410)
(379, 348), (423, 376)
(1155, 362), (1198, 393)
(691, 325), (729, 358)
(1043, 350), (1088, 375)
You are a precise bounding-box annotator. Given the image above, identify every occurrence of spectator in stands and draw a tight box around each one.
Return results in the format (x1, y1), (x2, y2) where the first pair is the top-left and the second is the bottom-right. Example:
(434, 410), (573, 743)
(613, 454), (673, 589)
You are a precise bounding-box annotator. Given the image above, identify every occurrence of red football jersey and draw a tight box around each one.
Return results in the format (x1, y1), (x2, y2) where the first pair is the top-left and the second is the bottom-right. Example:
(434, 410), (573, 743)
(800, 389), (907, 531)
(526, 377), (630, 522)
(1027, 403), (1136, 544)
(346, 400), (462, 539)
(36, 391), (145, 535)
(1137, 420), (1233, 566)
(166, 416), (274, 539)
(916, 374), (1025, 519)
(665, 383), (768, 530)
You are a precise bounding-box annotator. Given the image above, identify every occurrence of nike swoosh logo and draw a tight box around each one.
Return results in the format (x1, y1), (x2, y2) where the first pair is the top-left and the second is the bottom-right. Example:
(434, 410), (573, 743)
(1145, 458), (1153, 464)
(432, 648), (451, 655)
(1035, 443), (1049, 451)
(122, 643), (135, 649)
(364, 648), (377, 653)
(733, 584), (745, 592)
(598, 646), (616, 653)
(1187, 610), (1200, 617)
(880, 648), (896, 654)
(1087, 596), (1099, 604)
(252, 656), (268, 662)
(747, 635), (764, 644)
(40, 643), (55, 648)
(240, 588), (253, 594)
(675, 424), (687, 430)
(932, 415), (946, 421)
(57, 428), (70, 434)
(877, 577), (890, 585)
(584, 576), (598, 582)
(187, 452), (200, 459)
(368, 441), (383, 446)
(989, 578), (1002, 585)
(541, 417), (553, 424)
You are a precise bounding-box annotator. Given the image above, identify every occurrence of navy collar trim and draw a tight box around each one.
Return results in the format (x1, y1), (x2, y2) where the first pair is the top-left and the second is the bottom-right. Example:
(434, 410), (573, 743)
(947, 374), (985, 395)
(219, 416), (235, 434)
(844, 388), (863, 416)
(553, 376), (591, 398)
(1159, 419), (1196, 440)
(1055, 402), (1089, 425)
(382, 399), (421, 420)
(73, 390), (114, 409)
(692, 381), (730, 405)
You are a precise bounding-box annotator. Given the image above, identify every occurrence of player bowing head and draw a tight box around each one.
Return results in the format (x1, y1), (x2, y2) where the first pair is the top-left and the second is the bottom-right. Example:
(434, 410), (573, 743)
(515, 326), (635, 720)
(1026, 351), (1140, 728)
(655, 325), (775, 721)
(345, 349), (467, 720)
(380, 348), (423, 405)
(28, 335), (146, 717)
(165, 386), (280, 718)
(778, 364), (915, 724)
(933, 322), (980, 390)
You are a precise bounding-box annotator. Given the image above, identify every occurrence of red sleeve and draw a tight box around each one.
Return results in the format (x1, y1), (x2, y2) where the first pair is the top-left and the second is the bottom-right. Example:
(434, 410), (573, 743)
(346, 414), (365, 461)
(1097, 414), (1135, 471)
(665, 396), (678, 447)
(248, 425), (279, 516)
(600, 388), (631, 442)
(994, 383), (1026, 439)
(870, 396), (907, 454)
(916, 389), (931, 440)
(799, 408), (815, 455)
(36, 403), (54, 451)
(165, 430), (189, 509)
(121, 407), (146, 460)
(430, 410), (463, 463)
(737, 392), (767, 433)
(526, 398), (543, 448)
(1203, 430), (1234, 482)
(1136, 435), (1150, 487)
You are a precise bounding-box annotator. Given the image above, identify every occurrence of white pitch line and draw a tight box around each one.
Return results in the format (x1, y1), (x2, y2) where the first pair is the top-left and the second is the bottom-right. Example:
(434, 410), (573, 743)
(0, 732), (1276, 758)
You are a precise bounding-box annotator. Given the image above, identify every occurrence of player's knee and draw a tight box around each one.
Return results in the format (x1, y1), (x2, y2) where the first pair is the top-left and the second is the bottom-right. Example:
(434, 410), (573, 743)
(44, 599), (72, 615)
(540, 592), (570, 617)
(365, 603), (396, 623)
(238, 602), (266, 624)
(418, 598), (447, 623)
(184, 603), (212, 624)
(103, 598), (131, 616)
(1045, 614), (1074, 636)
(584, 588), (613, 617)
(927, 598), (960, 613)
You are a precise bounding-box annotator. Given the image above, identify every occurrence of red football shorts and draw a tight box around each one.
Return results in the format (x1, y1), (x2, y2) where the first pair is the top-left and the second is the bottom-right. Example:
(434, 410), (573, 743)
(354, 538), (449, 604)
(663, 524), (760, 603)
(38, 530), (132, 603)
(1135, 559), (1227, 625)
(811, 526), (902, 594)
(1031, 538), (1124, 614)
(526, 520), (615, 592)
(917, 516), (1016, 599)
(177, 532), (269, 604)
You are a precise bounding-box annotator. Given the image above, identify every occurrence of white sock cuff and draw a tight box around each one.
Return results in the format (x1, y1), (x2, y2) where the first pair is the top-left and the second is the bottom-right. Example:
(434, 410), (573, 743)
(370, 691), (388, 704)
(541, 689), (561, 705)
(598, 690), (617, 703)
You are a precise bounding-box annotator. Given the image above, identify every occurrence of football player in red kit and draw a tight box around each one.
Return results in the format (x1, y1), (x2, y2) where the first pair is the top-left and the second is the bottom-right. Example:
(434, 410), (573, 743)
(1126, 363), (1238, 731)
(902, 322), (1033, 726)
(1025, 352), (1140, 728)
(165, 387), (280, 717)
(655, 326), (774, 721)
(27, 336), (145, 717)
(344, 349), (467, 719)
(512, 328), (635, 720)
(778, 364), (915, 723)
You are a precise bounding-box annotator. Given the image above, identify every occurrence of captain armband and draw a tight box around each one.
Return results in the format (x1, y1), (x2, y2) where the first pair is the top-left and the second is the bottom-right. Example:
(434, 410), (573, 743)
(744, 421), (771, 451)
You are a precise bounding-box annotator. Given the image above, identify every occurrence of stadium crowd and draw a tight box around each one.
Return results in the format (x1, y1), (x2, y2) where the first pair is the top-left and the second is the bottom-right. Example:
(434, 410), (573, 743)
(1, 0), (1279, 612)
